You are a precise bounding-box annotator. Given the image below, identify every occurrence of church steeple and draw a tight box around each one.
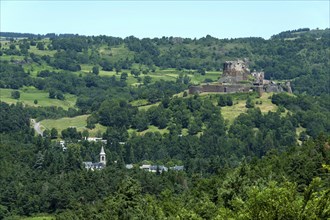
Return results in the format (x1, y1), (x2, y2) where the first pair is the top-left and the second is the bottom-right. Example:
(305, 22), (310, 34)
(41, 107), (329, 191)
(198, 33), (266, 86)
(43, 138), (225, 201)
(100, 146), (106, 166)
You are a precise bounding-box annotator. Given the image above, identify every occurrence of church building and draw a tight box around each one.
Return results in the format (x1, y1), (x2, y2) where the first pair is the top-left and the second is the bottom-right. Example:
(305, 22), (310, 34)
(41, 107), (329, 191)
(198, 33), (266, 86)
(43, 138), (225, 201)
(83, 146), (106, 170)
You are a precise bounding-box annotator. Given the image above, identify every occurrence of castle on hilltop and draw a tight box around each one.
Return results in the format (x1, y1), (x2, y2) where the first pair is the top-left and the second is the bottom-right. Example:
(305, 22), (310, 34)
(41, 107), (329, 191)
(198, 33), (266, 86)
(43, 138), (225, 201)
(189, 59), (292, 95)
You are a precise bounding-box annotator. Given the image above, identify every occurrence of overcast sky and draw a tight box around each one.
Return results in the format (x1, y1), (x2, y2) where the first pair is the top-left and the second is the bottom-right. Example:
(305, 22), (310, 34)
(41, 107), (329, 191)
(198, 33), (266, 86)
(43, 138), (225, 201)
(1, 1), (329, 39)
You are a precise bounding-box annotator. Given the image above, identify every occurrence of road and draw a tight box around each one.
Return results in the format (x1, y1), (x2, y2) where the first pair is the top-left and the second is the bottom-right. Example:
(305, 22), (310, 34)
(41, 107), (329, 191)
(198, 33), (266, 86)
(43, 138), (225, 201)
(31, 119), (43, 136)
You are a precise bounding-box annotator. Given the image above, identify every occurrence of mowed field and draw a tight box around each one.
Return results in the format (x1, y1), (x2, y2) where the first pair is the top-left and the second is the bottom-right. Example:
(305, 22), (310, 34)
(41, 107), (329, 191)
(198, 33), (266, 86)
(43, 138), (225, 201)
(220, 92), (279, 124)
(41, 115), (89, 131)
(40, 115), (170, 137)
(40, 115), (107, 137)
(0, 87), (77, 110)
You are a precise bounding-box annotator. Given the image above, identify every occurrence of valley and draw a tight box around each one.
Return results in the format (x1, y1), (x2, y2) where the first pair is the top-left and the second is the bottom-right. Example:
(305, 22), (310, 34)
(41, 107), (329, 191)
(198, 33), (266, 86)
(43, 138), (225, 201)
(0, 27), (329, 219)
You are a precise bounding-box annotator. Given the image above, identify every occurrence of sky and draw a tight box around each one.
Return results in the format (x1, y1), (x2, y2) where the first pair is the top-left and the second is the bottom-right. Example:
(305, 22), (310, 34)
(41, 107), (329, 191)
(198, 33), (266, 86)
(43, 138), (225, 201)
(1, 1), (329, 39)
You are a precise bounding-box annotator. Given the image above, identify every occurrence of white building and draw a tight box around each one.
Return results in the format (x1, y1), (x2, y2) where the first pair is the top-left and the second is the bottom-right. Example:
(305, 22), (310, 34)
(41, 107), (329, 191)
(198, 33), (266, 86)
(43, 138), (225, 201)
(83, 146), (106, 170)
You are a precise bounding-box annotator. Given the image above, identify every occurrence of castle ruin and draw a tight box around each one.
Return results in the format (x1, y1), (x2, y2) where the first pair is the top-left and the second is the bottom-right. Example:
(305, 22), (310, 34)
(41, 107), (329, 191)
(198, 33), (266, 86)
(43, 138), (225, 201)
(221, 59), (250, 83)
(189, 59), (291, 95)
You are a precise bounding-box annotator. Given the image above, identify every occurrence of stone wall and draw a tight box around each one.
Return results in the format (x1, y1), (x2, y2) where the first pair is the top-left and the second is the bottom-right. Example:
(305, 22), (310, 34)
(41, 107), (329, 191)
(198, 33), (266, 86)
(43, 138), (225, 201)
(251, 71), (265, 84)
(265, 82), (293, 93)
(189, 83), (292, 95)
(189, 84), (251, 94)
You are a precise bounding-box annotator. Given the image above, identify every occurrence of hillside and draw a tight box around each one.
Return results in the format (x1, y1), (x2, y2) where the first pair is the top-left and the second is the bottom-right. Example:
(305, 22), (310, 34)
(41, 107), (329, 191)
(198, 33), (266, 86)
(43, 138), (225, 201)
(1, 28), (329, 88)
(1, 29), (328, 147)
(1, 29), (328, 151)
(0, 29), (329, 219)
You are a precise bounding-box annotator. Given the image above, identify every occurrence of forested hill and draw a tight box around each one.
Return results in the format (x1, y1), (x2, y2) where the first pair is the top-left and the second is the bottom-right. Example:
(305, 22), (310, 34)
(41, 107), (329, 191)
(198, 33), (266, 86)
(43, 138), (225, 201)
(271, 28), (330, 39)
(1, 28), (329, 95)
(0, 32), (81, 39)
(0, 29), (329, 219)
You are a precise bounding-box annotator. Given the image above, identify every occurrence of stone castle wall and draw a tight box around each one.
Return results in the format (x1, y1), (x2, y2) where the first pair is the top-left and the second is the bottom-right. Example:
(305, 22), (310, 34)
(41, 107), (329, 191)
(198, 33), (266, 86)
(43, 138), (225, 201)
(189, 84), (251, 94)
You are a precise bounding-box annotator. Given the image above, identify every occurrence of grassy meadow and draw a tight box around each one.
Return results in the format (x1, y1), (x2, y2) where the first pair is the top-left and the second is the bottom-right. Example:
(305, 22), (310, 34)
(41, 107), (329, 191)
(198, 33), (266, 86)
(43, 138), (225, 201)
(40, 115), (89, 132)
(41, 115), (170, 137)
(29, 45), (56, 57)
(128, 125), (170, 136)
(40, 115), (107, 137)
(23, 62), (57, 77)
(220, 92), (278, 124)
(196, 92), (279, 124)
(0, 87), (77, 110)
(40, 115), (171, 137)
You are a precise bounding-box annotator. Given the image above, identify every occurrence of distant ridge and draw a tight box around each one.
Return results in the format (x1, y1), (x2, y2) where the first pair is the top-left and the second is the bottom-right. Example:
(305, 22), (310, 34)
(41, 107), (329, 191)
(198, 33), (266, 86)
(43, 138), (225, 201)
(0, 32), (81, 39)
(271, 28), (330, 39)
(1, 28), (329, 40)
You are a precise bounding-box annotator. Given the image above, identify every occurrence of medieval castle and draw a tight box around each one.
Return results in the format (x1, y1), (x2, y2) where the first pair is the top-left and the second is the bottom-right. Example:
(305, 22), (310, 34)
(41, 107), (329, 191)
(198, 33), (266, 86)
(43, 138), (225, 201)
(189, 59), (292, 95)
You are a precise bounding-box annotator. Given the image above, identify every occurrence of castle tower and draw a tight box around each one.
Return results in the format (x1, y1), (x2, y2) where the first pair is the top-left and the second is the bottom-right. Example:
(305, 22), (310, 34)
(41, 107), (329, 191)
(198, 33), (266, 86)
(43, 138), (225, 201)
(100, 146), (106, 166)
(221, 60), (250, 83)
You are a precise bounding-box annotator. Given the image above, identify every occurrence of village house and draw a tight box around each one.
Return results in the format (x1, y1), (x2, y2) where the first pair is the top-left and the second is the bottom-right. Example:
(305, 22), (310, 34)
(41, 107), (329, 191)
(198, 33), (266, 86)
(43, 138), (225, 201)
(137, 164), (184, 173)
(85, 137), (107, 144)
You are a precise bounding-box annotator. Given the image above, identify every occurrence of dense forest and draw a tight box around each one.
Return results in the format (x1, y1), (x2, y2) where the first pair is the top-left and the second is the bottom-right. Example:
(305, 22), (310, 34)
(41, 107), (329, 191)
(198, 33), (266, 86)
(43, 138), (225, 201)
(0, 29), (329, 219)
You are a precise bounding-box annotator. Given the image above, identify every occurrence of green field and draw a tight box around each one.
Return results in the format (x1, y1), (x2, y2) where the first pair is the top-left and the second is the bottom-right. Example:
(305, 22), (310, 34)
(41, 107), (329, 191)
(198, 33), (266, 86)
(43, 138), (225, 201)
(138, 102), (160, 111)
(151, 68), (221, 84)
(41, 115), (170, 138)
(40, 115), (107, 137)
(128, 125), (169, 136)
(139, 125), (169, 135)
(130, 99), (149, 107)
(23, 62), (57, 77)
(221, 92), (279, 124)
(0, 55), (56, 78)
(41, 115), (171, 138)
(108, 44), (135, 61)
(0, 55), (25, 62)
(0, 87), (77, 110)
(41, 115), (89, 131)
(29, 46), (56, 57)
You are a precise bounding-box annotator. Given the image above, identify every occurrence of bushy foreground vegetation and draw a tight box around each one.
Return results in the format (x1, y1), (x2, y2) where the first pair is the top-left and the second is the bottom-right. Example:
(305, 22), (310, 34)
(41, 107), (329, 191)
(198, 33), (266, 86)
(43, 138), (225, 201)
(1, 91), (329, 219)
(0, 112), (329, 219)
